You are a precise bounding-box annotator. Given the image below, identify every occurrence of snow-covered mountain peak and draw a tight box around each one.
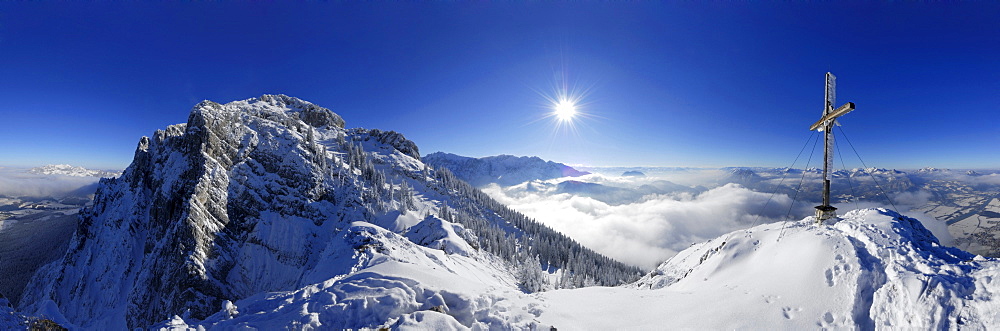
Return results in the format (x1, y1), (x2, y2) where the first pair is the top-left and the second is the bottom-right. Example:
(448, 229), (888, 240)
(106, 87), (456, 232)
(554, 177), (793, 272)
(627, 208), (995, 329)
(19, 95), (639, 329)
(634, 209), (965, 289)
(18, 96), (440, 328)
(194, 94), (346, 129)
(27, 94), (366, 328)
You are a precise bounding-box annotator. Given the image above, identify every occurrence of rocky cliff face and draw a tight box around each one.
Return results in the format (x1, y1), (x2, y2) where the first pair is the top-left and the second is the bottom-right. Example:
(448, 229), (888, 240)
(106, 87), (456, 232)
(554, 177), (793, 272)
(19, 95), (640, 329)
(17, 95), (413, 327)
(21, 95), (363, 328)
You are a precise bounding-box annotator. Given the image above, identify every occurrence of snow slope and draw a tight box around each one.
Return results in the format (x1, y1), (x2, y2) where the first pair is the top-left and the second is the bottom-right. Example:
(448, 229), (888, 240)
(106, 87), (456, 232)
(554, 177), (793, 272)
(157, 222), (543, 330)
(161, 208), (1000, 330)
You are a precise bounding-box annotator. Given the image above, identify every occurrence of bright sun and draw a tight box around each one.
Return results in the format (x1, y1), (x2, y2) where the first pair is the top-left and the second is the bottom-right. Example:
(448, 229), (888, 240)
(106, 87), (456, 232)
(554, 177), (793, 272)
(553, 99), (578, 121)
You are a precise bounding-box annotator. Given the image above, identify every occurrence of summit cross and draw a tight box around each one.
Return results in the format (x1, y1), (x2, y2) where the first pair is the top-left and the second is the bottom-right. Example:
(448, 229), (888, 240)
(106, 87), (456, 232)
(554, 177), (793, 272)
(809, 72), (856, 223)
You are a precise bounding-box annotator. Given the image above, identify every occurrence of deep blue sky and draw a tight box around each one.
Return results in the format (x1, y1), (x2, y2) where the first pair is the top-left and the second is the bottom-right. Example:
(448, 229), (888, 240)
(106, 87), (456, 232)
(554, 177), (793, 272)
(1, 2), (997, 170)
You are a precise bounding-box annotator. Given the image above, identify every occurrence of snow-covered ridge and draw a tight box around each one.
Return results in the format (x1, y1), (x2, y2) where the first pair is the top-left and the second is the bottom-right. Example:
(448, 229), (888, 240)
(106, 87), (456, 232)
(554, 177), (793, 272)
(17, 94), (640, 329)
(423, 152), (589, 187)
(27, 164), (120, 178)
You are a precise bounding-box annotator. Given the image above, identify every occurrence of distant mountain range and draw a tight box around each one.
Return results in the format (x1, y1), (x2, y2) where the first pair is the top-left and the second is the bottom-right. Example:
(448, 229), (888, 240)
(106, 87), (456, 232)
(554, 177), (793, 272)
(422, 152), (589, 187)
(27, 164), (120, 178)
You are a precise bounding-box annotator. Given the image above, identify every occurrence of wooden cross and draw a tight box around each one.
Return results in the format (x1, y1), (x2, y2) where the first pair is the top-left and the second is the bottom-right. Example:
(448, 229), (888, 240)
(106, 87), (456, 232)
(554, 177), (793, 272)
(809, 72), (856, 223)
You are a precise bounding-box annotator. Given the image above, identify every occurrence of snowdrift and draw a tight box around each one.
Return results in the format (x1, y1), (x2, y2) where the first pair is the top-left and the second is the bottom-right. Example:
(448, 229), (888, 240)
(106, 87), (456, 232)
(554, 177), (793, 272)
(158, 222), (540, 329)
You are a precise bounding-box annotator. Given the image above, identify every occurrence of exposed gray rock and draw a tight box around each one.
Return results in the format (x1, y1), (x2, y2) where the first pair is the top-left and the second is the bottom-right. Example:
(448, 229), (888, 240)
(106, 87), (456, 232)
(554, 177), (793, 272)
(351, 128), (420, 159)
(20, 95), (364, 328)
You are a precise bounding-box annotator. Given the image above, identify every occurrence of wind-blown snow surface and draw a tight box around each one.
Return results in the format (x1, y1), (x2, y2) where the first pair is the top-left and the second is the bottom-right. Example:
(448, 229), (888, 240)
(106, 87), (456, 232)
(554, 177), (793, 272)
(157, 222), (541, 330)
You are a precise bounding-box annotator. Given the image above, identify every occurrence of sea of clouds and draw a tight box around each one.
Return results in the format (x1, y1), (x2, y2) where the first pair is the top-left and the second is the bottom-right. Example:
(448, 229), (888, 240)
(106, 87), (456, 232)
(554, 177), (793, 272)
(484, 177), (801, 269)
(484, 170), (960, 270)
(0, 167), (103, 198)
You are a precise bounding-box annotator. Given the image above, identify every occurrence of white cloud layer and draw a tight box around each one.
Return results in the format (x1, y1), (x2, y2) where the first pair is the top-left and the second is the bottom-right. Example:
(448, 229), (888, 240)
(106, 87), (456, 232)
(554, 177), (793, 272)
(487, 171), (965, 270)
(485, 183), (804, 269)
(0, 167), (102, 198)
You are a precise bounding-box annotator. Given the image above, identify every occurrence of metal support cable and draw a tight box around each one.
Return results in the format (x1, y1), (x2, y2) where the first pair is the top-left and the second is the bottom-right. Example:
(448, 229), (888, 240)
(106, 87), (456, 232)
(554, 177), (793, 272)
(725, 132), (817, 246)
(835, 136), (861, 210)
(747, 133), (818, 229)
(778, 132), (822, 241)
(837, 126), (900, 213)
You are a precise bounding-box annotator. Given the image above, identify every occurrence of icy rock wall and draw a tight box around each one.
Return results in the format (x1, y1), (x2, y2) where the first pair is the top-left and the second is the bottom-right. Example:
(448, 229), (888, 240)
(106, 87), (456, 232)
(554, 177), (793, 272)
(20, 95), (368, 328)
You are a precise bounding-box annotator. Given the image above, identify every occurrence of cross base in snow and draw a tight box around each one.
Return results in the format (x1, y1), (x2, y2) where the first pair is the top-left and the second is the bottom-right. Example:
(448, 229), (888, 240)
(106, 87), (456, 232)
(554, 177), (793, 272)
(814, 205), (837, 224)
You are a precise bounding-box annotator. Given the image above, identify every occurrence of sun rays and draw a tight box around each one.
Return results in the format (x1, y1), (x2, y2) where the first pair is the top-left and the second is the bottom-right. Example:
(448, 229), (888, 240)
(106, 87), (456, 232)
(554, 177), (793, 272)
(533, 73), (597, 137)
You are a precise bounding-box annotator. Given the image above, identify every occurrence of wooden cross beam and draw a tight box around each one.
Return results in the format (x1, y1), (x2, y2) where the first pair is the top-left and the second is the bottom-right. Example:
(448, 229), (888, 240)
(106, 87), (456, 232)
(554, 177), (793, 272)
(810, 72), (857, 223)
(809, 102), (855, 131)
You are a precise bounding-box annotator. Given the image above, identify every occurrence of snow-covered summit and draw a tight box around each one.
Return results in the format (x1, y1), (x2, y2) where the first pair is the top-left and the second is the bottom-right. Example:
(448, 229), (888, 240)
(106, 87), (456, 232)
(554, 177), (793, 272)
(27, 164), (120, 178)
(720, 167), (763, 186)
(605, 208), (997, 329)
(422, 152), (589, 187)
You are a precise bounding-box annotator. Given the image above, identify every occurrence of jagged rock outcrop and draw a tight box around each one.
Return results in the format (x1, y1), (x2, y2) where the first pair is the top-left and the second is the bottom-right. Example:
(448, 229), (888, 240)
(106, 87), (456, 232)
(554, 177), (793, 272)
(19, 95), (400, 328)
(404, 215), (477, 256)
(351, 128), (420, 159)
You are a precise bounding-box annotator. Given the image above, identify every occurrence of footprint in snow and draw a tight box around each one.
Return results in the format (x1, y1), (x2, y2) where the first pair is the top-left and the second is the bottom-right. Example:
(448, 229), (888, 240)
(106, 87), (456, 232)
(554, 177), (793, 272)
(818, 311), (836, 327)
(782, 307), (802, 320)
(825, 259), (848, 287)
